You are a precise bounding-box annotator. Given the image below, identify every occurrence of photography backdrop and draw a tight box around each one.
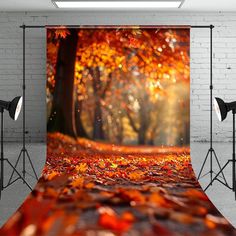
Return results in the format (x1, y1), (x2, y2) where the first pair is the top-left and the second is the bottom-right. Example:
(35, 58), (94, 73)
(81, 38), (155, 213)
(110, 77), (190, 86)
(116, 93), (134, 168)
(47, 26), (190, 147)
(0, 26), (235, 235)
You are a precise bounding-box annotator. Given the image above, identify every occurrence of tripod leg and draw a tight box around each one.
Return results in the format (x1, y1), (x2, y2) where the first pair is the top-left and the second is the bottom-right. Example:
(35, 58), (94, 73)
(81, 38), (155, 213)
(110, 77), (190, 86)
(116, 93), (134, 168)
(213, 150), (228, 186)
(22, 149), (26, 183)
(0, 155), (2, 200)
(0, 184), (1, 199)
(204, 160), (230, 191)
(25, 150), (38, 180)
(234, 168), (236, 200)
(0, 110), (3, 199)
(198, 149), (210, 180)
(8, 150), (23, 185)
(210, 150), (213, 184)
(234, 166), (236, 200)
(6, 159), (32, 190)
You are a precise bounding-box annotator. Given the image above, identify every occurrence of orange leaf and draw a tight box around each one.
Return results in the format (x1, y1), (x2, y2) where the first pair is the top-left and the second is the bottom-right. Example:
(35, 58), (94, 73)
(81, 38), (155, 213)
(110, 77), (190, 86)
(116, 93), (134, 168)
(55, 28), (70, 39)
(183, 189), (209, 201)
(71, 177), (84, 188)
(75, 163), (88, 173)
(149, 192), (170, 208)
(169, 212), (194, 224)
(85, 182), (94, 189)
(128, 170), (145, 181)
(205, 214), (229, 229)
(98, 207), (134, 232)
(45, 170), (58, 180)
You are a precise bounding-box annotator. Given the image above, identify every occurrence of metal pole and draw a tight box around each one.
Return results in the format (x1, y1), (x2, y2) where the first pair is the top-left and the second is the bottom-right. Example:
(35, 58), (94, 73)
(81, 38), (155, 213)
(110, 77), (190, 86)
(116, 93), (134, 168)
(8, 24), (38, 185)
(210, 25), (213, 147)
(22, 24), (26, 182)
(19, 25), (213, 29)
(0, 110), (3, 198)
(233, 111), (235, 194)
(210, 24), (213, 184)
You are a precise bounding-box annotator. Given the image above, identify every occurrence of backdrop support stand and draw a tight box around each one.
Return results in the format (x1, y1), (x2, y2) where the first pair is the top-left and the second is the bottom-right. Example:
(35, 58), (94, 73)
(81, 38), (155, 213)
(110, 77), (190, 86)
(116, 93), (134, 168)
(8, 24), (38, 185)
(204, 110), (235, 199)
(13, 24), (218, 186)
(197, 25), (228, 188)
(0, 108), (32, 199)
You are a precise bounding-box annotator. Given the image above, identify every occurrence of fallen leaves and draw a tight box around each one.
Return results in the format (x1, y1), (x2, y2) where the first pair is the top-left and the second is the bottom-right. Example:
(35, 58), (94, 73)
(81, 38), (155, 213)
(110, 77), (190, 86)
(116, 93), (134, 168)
(98, 207), (135, 232)
(183, 189), (210, 201)
(44, 170), (59, 181)
(1, 133), (235, 236)
(119, 189), (146, 204)
(169, 211), (195, 224)
(148, 192), (171, 208)
(205, 214), (229, 229)
(75, 163), (88, 173)
(128, 169), (145, 181)
(70, 177), (84, 188)
(110, 163), (118, 169)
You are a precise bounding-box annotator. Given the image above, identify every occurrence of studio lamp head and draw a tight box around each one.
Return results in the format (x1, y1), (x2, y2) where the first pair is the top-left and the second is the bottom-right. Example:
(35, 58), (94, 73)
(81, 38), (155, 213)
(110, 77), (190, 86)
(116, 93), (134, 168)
(0, 96), (23, 120)
(214, 97), (236, 122)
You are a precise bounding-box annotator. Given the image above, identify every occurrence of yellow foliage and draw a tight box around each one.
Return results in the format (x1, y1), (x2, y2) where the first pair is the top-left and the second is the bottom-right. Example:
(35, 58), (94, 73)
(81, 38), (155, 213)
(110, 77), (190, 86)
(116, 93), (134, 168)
(76, 163), (88, 173)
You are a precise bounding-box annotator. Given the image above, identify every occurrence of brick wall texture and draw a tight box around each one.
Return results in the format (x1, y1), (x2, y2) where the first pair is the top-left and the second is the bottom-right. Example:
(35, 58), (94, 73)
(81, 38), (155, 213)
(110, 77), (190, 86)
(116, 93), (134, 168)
(0, 11), (235, 142)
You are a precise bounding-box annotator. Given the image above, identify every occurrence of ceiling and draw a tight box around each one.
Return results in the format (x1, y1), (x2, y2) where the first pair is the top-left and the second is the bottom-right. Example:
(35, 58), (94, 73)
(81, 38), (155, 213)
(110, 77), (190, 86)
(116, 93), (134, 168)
(0, 0), (236, 11)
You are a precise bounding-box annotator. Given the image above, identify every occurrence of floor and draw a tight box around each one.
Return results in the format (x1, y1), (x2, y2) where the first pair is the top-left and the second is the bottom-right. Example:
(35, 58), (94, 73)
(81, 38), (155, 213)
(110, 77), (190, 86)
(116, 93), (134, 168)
(0, 142), (235, 228)
(191, 142), (236, 228)
(0, 143), (46, 227)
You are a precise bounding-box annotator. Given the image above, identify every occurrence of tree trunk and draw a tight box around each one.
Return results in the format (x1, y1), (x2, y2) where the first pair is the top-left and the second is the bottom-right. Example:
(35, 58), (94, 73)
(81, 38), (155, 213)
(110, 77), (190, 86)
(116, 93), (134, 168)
(184, 119), (190, 145)
(75, 97), (88, 138)
(138, 98), (150, 145)
(47, 29), (78, 138)
(91, 67), (105, 140)
(116, 116), (124, 144)
(138, 128), (146, 145)
(93, 97), (104, 140)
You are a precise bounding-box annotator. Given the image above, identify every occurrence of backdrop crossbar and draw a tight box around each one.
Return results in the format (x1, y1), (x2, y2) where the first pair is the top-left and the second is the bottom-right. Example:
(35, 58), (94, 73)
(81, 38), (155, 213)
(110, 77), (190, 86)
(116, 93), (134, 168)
(20, 25), (214, 29)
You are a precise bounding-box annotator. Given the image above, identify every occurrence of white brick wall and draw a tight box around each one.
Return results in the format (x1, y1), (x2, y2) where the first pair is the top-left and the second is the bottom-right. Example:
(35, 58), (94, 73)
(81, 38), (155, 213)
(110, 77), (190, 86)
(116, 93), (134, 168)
(0, 11), (235, 142)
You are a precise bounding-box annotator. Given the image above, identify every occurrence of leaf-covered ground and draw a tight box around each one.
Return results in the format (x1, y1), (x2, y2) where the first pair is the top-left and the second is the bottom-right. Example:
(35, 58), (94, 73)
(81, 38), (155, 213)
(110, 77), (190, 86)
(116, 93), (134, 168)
(1, 133), (235, 236)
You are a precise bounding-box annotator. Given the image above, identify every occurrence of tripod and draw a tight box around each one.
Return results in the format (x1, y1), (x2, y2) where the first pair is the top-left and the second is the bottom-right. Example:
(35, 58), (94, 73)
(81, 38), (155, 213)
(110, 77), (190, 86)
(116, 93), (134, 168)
(204, 110), (236, 199)
(8, 24), (38, 185)
(197, 25), (227, 187)
(0, 108), (32, 199)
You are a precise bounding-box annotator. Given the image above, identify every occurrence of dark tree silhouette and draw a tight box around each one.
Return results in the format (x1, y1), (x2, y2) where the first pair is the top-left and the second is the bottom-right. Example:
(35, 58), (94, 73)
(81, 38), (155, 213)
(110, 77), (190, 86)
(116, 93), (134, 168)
(90, 67), (105, 140)
(75, 90), (88, 138)
(48, 29), (78, 137)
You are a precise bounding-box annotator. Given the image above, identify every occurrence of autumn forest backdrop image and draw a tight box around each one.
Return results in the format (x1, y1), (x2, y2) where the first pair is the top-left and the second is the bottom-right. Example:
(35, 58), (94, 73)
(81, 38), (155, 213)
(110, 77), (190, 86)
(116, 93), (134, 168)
(1, 27), (236, 236)
(47, 27), (190, 147)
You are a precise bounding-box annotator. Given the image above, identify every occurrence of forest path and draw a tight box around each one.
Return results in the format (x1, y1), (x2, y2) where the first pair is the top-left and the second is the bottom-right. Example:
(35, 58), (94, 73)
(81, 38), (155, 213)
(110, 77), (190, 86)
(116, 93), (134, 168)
(0, 133), (235, 236)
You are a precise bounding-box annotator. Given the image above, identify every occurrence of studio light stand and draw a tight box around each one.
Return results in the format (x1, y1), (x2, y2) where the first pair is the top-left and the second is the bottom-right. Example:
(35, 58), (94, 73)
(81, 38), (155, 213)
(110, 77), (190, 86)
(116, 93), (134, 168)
(8, 25), (38, 186)
(0, 97), (32, 199)
(204, 98), (236, 199)
(197, 25), (228, 187)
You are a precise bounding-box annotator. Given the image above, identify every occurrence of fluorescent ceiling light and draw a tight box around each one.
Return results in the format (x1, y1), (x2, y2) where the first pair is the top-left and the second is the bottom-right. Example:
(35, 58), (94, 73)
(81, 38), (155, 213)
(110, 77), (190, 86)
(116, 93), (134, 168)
(53, 1), (182, 9)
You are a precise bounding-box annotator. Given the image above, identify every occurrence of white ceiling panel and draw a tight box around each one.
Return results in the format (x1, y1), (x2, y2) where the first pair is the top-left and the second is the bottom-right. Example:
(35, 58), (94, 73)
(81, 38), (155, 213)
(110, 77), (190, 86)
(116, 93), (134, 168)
(0, 0), (235, 11)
